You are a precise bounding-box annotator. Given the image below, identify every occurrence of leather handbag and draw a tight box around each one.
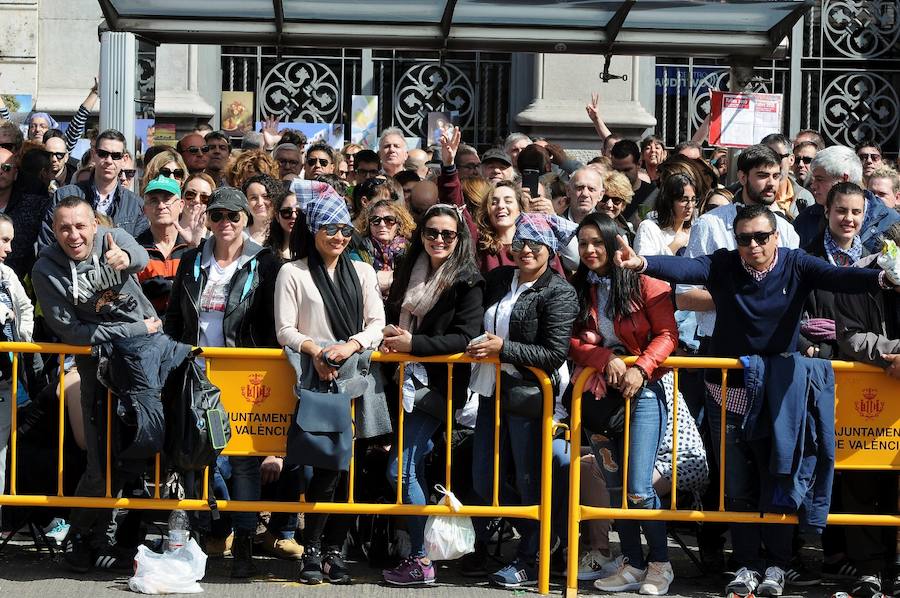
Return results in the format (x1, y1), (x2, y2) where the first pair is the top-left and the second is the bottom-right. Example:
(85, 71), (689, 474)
(285, 382), (353, 471)
(499, 371), (544, 419)
(580, 387), (626, 437)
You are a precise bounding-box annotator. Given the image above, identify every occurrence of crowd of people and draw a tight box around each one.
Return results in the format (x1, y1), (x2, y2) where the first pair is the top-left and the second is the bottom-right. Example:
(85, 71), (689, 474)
(0, 92), (898, 597)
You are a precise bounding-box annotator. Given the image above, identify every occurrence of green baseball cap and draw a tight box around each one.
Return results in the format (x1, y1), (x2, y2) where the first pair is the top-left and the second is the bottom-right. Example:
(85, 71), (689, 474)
(144, 175), (182, 197)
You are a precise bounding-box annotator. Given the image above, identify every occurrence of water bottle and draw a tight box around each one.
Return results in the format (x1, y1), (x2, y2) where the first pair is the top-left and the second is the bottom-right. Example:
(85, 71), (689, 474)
(167, 509), (190, 552)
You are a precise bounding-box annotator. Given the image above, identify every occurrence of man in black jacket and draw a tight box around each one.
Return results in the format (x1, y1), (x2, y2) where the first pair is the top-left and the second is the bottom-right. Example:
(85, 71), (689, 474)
(38, 129), (148, 249)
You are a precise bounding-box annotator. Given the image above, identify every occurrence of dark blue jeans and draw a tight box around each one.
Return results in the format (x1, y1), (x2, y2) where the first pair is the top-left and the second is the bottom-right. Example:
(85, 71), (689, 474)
(588, 382), (668, 568)
(705, 397), (792, 572)
(471, 395), (543, 563)
(386, 409), (442, 557)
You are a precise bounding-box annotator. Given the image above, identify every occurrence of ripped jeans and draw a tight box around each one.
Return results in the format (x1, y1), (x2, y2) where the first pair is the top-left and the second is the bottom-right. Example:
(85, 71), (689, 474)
(588, 381), (667, 568)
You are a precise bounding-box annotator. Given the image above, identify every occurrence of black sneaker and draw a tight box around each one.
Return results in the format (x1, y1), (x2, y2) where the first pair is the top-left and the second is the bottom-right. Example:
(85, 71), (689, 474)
(822, 558), (858, 581)
(459, 542), (488, 577)
(93, 546), (134, 571)
(300, 546), (324, 585)
(757, 566), (786, 597)
(784, 558), (821, 587)
(850, 574), (882, 598)
(62, 534), (92, 573)
(322, 549), (351, 585)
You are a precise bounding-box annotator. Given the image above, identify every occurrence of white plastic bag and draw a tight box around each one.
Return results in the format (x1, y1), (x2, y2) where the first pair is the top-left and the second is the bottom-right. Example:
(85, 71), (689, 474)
(878, 240), (900, 285)
(423, 484), (476, 561)
(128, 537), (207, 594)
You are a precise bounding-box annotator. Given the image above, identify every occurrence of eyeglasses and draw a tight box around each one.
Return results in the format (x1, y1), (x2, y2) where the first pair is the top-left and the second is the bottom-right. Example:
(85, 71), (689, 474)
(184, 145), (210, 155)
(307, 158), (331, 167)
(796, 156), (814, 165)
(510, 238), (545, 253)
(776, 152), (791, 161)
(356, 167), (380, 177)
(49, 151), (67, 160)
(0, 163), (14, 173)
(676, 197), (698, 205)
(735, 230), (776, 247)
(184, 189), (211, 202)
(279, 207), (300, 219)
(858, 152), (881, 162)
(120, 169), (136, 180)
(159, 167), (186, 179)
(145, 195), (181, 207)
(600, 196), (625, 206)
(208, 210), (241, 223)
(369, 215), (398, 226)
(423, 227), (459, 243)
(321, 223), (354, 237)
(0, 143), (17, 152)
(96, 148), (124, 161)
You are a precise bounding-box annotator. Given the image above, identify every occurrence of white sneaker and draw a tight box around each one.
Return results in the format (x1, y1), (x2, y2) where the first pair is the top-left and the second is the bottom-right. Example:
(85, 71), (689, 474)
(594, 559), (646, 592)
(600, 554), (627, 579)
(578, 549), (614, 581)
(640, 561), (674, 595)
(43, 518), (70, 544)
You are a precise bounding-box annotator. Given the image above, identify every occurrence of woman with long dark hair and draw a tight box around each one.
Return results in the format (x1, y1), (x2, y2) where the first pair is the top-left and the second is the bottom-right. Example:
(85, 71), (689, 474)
(569, 212), (678, 595)
(634, 173), (697, 257)
(266, 188), (298, 261)
(380, 203), (484, 585)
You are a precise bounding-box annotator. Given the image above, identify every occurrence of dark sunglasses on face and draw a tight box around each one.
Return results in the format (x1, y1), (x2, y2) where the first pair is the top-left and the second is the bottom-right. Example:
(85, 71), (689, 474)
(510, 238), (546, 253)
(307, 157), (331, 167)
(96, 148), (124, 161)
(209, 210), (241, 223)
(49, 151), (67, 160)
(185, 145), (210, 155)
(369, 215), (398, 226)
(776, 152), (791, 160)
(735, 230), (776, 247)
(0, 143), (17, 152)
(184, 189), (211, 202)
(321, 223), (354, 237)
(601, 196), (624, 206)
(423, 227), (458, 243)
(120, 169), (136, 180)
(159, 167), (186, 179)
(796, 156), (814, 165)
(356, 167), (380, 177)
(858, 152), (881, 162)
(0, 163), (14, 173)
(279, 207), (300, 219)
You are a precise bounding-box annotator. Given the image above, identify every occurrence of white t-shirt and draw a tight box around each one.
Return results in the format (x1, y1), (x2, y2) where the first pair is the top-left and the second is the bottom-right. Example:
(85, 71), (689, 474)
(95, 192), (114, 215)
(198, 257), (239, 348)
(634, 219), (678, 257)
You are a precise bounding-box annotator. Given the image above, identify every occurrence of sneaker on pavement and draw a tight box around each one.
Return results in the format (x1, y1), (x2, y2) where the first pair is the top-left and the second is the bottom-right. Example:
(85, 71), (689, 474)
(757, 566), (786, 597)
(383, 556), (436, 586)
(43, 518), (70, 544)
(259, 532), (304, 561)
(595, 559), (647, 592)
(62, 534), (91, 573)
(322, 549), (352, 585)
(459, 542), (489, 577)
(725, 567), (760, 596)
(822, 558), (858, 581)
(784, 558), (821, 586)
(489, 559), (538, 588)
(850, 574), (882, 598)
(300, 546), (324, 585)
(94, 545), (135, 571)
(640, 561), (675, 595)
(578, 549), (614, 581)
(204, 532), (234, 557)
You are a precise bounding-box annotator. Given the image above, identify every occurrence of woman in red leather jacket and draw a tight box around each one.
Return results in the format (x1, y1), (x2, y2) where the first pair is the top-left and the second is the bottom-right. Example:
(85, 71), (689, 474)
(568, 212), (678, 596)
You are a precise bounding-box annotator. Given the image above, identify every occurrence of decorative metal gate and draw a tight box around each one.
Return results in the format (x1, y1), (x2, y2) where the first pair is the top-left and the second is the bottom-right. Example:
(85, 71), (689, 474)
(221, 47), (512, 149)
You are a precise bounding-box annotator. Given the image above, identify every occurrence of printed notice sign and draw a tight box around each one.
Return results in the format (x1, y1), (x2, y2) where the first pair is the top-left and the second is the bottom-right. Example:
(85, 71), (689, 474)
(833, 370), (900, 470)
(709, 91), (783, 148)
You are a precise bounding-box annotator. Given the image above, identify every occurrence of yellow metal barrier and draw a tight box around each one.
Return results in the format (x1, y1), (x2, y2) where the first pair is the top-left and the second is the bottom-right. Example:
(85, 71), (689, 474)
(0, 342), (556, 594)
(564, 357), (900, 597)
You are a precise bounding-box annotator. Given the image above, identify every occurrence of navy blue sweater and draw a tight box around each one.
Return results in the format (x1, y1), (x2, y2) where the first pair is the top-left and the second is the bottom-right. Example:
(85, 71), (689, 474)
(644, 248), (884, 360)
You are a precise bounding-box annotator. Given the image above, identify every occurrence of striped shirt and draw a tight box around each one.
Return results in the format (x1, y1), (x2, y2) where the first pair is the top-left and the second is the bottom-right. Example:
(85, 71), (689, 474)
(0, 105), (90, 153)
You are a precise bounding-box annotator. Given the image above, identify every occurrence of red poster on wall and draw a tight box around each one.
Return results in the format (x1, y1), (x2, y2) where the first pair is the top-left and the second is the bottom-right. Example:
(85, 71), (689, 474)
(709, 91), (783, 148)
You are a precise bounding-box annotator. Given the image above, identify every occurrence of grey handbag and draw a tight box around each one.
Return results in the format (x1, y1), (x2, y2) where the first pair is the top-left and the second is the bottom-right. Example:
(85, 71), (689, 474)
(285, 382), (353, 471)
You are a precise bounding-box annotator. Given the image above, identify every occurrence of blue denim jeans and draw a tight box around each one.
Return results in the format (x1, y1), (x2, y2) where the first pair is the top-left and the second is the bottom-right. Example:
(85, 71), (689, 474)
(705, 397), (791, 572)
(588, 382), (668, 568)
(387, 409), (442, 557)
(471, 395), (543, 563)
(551, 437), (571, 546)
(229, 456), (262, 534)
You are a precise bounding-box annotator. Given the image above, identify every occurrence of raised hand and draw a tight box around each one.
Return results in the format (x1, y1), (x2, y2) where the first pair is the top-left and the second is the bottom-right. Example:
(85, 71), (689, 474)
(440, 127), (462, 167)
(174, 202), (207, 247)
(585, 92), (601, 123)
(104, 233), (131, 270)
(614, 234), (644, 270)
(261, 115), (282, 149)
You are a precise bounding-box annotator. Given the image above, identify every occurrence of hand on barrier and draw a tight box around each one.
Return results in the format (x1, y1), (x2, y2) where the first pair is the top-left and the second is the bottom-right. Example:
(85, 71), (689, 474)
(466, 332), (503, 359)
(260, 455), (283, 485)
(880, 353), (900, 379)
(618, 367), (645, 400)
(104, 233), (131, 270)
(312, 349), (337, 381)
(605, 357), (627, 387)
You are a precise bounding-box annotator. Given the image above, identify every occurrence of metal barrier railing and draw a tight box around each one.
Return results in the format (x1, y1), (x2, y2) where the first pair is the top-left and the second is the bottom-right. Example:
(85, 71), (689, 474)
(564, 356), (900, 598)
(0, 342), (556, 594)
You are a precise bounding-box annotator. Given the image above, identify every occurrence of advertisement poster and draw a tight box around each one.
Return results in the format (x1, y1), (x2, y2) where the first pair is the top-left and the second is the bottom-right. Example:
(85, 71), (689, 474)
(426, 111), (458, 146)
(709, 91), (783, 148)
(152, 123), (177, 147)
(350, 95), (378, 148)
(221, 91), (254, 134)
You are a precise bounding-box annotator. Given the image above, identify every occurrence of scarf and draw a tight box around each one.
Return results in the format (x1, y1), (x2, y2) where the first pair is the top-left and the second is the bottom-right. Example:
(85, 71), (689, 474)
(824, 228), (862, 267)
(371, 236), (408, 271)
(308, 242), (363, 342)
(398, 251), (450, 333)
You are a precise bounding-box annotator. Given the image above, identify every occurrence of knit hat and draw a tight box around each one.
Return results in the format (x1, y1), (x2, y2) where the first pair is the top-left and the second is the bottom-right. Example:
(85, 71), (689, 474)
(513, 212), (577, 253)
(291, 179), (351, 233)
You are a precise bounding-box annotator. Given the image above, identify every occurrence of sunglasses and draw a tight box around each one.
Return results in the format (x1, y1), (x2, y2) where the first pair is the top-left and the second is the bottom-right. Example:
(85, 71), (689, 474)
(96, 148), (124, 161)
(185, 145), (210, 155)
(735, 230), (776, 247)
(369, 215), (398, 226)
(307, 157), (330, 167)
(120, 169), (136, 179)
(776, 152), (791, 160)
(510, 238), (545, 253)
(279, 207), (300, 219)
(601, 196), (625, 206)
(321, 223), (354, 238)
(356, 167), (380, 177)
(159, 167), (186, 179)
(184, 189), (211, 202)
(0, 143), (17, 152)
(796, 156), (814, 165)
(0, 163), (13, 173)
(858, 152), (881, 162)
(208, 210), (241, 223)
(49, 151), (67, 160)
(423, 227), (458, 243)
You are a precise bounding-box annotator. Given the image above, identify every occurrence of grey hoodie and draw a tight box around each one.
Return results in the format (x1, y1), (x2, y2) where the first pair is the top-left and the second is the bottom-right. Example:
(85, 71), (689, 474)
(32, 226), (157, 345)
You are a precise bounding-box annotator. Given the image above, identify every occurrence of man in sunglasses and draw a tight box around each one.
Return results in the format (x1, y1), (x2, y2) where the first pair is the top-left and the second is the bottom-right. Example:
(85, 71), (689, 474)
(0, 147), (49, 277)
(39, 129), (148, 249)
(118, 150), (136, 192)
(44, 130), (76, 192)
(615, 202), (900, 598)
(303, 143), (335, 180)
(792, 140), (818, 183)
(0, 120), (23, 156)
(177, 132), (211, 175)
(854, 139), (883, 183)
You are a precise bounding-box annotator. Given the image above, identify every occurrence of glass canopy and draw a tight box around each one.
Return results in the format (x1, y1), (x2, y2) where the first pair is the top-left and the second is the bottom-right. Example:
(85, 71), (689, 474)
(99, 0), (810, 58)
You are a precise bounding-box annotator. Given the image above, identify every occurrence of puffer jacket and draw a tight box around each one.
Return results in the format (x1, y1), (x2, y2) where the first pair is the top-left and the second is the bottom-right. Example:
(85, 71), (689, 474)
(569, 275), (678, 381)
(483, 265), (578, 389)
(164, 237), (281, 348)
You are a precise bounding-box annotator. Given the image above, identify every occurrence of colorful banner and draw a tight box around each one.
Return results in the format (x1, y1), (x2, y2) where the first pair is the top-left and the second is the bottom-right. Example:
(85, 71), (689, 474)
(350, 95), (378, 148)
(709, 91), (783, 148)
(834, 370), (900, 470)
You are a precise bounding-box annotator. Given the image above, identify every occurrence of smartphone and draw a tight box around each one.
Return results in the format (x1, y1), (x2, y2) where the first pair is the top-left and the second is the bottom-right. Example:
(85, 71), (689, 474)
(382, 324), (401, 337)
(468, 333), (490, 347)
(522, 169), (540, 198)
